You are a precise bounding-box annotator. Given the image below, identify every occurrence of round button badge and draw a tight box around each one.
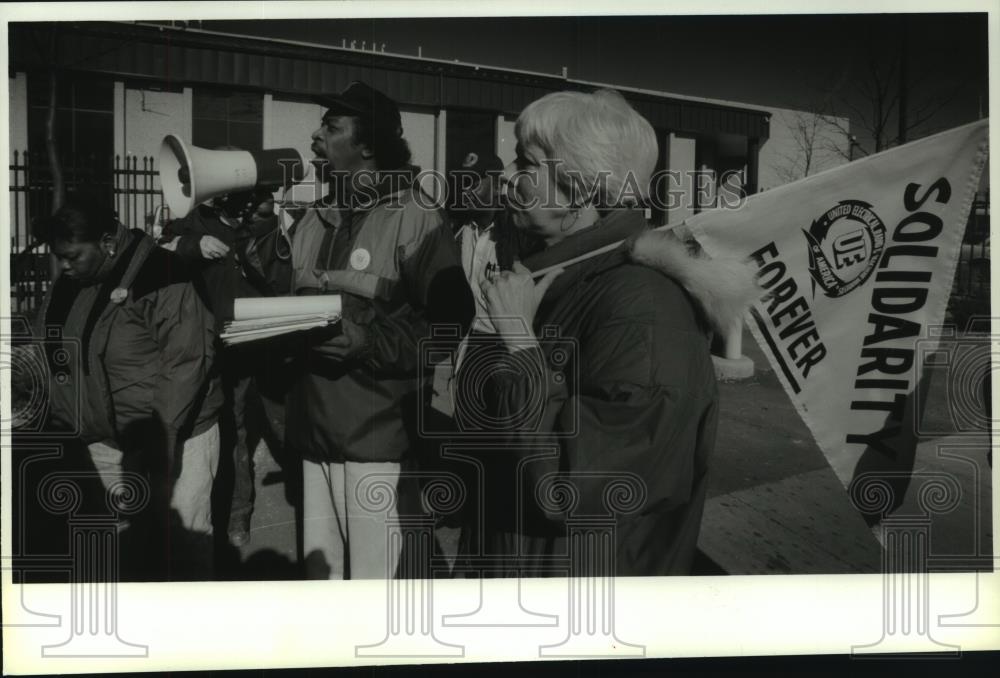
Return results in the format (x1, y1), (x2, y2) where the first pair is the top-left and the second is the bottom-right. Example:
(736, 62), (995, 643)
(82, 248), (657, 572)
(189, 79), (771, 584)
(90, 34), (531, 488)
(350, 248), (372, 271)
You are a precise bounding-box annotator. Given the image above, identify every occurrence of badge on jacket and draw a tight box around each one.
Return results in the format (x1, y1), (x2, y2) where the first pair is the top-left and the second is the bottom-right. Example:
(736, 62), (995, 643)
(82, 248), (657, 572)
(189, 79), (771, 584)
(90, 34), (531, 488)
(350, 248), (371, 271)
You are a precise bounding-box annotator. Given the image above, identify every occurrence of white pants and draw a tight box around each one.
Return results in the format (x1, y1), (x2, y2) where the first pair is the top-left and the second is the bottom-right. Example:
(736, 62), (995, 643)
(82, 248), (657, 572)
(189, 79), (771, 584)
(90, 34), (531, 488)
(302, 458), (402, 580)
(89, 423), (220, 579)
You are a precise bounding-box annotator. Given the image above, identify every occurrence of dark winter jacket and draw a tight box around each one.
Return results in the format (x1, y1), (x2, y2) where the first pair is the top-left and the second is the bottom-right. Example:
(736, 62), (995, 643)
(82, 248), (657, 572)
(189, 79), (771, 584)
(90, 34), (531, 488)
(285, 173), (474, 464)
(456, 208), (757, 576)
(37, 228), (222, 466)
(163, 205), (290, 333)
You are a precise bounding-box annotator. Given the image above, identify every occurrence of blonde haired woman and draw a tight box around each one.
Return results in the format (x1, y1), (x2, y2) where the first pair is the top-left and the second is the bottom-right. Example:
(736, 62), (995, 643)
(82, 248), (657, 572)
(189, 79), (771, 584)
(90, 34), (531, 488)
(458, 89), (755, 576)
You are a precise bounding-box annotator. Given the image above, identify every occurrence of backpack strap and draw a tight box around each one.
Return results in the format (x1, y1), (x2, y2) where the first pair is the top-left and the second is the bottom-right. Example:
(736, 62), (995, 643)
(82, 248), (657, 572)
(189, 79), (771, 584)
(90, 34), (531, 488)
(80, 231), (156, 375)
(80, 230), (151, 375)
(118, 231), (157, 291)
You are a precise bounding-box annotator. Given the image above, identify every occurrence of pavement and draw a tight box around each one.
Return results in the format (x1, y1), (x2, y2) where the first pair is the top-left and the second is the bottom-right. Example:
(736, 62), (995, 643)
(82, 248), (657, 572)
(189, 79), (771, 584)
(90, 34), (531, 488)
(217, 326), (994, 578)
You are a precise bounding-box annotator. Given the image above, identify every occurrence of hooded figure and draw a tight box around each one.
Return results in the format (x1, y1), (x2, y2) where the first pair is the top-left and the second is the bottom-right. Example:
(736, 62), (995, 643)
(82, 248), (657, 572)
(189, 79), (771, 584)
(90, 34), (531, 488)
(455, 89), (757, 577)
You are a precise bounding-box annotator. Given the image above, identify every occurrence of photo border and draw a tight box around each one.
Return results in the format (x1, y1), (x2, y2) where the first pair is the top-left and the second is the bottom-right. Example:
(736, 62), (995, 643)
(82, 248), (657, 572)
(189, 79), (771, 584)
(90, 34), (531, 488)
(2, 0), (997, 673)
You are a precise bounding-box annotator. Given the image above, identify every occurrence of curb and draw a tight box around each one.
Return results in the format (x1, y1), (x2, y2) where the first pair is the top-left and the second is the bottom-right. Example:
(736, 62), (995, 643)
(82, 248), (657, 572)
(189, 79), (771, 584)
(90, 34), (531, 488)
(712, 354), (755, 382)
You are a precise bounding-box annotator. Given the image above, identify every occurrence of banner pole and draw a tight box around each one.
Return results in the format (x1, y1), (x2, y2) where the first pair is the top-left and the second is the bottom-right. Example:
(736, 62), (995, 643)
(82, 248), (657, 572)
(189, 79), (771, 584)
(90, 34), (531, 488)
(529, 219), (685, 280)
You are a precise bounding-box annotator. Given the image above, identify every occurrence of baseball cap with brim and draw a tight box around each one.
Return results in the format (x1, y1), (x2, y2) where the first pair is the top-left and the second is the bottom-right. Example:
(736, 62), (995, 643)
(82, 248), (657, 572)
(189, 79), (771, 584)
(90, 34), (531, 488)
(454, 150), (504, 179)
(315, 81), (402, 134)
(447, 150), (504, 212)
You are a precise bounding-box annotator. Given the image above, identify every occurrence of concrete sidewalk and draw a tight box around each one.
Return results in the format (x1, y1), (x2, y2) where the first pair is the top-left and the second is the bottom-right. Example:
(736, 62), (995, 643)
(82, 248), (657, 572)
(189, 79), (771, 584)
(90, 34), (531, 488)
(701, 326), (993, 574)
(218, 327), (994, 577)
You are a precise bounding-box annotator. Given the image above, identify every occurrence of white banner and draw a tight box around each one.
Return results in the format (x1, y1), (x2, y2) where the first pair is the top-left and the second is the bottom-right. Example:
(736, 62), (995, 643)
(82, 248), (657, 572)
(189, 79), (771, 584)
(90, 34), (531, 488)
(689, 120), (989, 509)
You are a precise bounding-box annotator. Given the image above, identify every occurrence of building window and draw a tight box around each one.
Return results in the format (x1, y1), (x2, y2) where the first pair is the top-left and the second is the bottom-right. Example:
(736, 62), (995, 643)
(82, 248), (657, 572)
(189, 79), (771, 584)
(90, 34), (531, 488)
(192, 90), (263, 151)
(26, 75), (114, 192)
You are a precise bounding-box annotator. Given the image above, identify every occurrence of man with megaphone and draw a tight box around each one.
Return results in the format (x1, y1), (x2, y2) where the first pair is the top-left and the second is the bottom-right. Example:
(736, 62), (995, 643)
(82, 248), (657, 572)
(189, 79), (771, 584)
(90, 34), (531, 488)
(286, 81), (473, 580)
(160, 179), (292, 551)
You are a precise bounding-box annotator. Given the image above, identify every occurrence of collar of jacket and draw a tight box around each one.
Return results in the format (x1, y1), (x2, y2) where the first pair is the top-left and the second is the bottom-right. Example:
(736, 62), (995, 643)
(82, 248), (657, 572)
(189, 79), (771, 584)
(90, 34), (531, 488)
(521, 209), (760, 334)
(455, 219), (495, 241)
(347, 164), (422, 216)
(313, 166), (422, 236)
(521, 207), (648, 299)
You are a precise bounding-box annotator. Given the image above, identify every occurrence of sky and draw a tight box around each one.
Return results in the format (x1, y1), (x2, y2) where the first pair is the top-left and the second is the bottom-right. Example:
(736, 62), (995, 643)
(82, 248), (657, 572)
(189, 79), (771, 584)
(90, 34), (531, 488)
(202, 14), (989, 152)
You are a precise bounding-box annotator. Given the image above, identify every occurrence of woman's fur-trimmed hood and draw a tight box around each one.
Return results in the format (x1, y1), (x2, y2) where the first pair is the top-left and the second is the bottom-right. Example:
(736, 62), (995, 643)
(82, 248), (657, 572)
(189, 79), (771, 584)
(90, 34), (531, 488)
(628, 229), (760, 333)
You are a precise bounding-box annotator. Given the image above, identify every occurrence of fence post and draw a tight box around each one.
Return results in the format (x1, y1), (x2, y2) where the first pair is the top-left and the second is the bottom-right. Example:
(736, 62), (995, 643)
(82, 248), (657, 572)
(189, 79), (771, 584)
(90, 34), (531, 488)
(145, 155), (150, 230)
(113, 154), (120, 222)
(130, 155), (137, 228)
(12, 150), (22, 313)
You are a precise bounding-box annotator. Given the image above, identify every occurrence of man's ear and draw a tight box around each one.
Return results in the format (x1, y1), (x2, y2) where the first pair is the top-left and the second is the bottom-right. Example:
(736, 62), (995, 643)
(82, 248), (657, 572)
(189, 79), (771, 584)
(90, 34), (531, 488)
(360, 147), (375, 160)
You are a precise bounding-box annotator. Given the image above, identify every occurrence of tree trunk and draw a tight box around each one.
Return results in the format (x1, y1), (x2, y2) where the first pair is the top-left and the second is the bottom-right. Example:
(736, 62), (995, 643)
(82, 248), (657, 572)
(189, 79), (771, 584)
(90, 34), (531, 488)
(45, 70), (64, 213)
(897, 17), (909, 145)
(45, 27), (64, 283)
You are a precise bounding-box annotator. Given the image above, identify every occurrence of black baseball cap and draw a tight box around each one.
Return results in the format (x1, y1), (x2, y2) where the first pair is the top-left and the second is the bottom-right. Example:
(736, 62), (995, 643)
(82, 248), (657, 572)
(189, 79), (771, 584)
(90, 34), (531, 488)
(454, 150), (504, 179)
(315, 81), (402, 136)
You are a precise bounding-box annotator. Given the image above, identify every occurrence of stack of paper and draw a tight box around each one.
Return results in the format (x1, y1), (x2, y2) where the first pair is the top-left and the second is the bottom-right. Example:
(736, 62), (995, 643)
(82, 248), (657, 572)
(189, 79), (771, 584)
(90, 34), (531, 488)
(221, 296), (342, 345)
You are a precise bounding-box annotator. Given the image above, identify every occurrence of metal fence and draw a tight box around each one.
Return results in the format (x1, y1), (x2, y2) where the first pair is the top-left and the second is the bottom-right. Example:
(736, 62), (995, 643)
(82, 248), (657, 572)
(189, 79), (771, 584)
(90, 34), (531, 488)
(113, 155), (169, 238)
(7, 153), (992, 320)
(9, 150), (56, 315)
(952, 195), (990, 301)
(8, 152), (166, 315)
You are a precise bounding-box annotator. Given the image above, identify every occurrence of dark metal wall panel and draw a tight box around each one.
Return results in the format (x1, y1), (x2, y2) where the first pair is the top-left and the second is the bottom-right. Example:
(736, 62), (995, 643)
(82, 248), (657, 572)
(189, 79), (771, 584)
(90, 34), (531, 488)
(11, 22), (770, 140)
(442, 78), (557, 117)
(383, 70), (438, 109)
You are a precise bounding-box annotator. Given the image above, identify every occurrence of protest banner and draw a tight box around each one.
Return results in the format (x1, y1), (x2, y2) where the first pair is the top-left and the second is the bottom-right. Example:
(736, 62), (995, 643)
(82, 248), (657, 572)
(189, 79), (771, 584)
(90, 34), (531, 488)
(688, 120), (989, 519)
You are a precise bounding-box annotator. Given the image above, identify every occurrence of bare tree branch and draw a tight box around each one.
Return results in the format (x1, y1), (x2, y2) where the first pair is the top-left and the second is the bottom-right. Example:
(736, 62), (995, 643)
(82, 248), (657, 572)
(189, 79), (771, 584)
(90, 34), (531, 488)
(773, 110), (844, 182)
(45, 28), (64, 214)
(829, 30), (959, 155)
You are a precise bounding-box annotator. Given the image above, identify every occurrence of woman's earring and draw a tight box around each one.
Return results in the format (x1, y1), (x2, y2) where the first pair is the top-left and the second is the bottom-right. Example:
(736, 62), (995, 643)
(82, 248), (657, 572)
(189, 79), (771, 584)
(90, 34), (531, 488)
(560, 209), (580, 232)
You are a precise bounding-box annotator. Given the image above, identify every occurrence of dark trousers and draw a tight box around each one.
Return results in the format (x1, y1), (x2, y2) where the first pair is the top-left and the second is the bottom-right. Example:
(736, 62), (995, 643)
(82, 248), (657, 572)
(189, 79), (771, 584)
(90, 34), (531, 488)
(227, 369), (257, 530)
(216, 344), (290, 535)
(215, 346), (263, 535)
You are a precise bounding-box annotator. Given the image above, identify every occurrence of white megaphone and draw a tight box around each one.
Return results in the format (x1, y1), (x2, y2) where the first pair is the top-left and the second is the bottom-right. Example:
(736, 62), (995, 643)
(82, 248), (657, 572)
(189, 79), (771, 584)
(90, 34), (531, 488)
(158, 135), (310, 218)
